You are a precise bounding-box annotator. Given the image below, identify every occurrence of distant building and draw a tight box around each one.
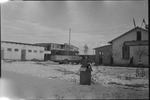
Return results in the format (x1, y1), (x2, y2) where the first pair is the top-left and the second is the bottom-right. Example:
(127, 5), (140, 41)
(78, 54), (96, 63)
(1, 41), (45, 61)
(94, 45), (112, 65)
(109, 26), (149, 67)
(35, 43), (79, 61)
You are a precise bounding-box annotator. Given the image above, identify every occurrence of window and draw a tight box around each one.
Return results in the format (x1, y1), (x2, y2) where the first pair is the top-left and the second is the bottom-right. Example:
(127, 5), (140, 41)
(28, 50), (32, 52)
(60, 45), (64, 49)
(40, 50), (43, 53)
(45, 47), (47, 51)
(46, 46), (50, 51)
(122, 45), (130, 59)
(34, 50), (37, 53)
(137, 31), (141, 41)
(48, 46), (51, 50)
(7, 48), (12, 51)
(57, 44), (59, 48)
(14, 49), (19, 52)
(99, 52), (102, 55)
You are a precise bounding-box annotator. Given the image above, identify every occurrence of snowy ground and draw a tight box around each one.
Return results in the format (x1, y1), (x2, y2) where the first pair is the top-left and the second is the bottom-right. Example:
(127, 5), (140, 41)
(1, 60), (149, 99)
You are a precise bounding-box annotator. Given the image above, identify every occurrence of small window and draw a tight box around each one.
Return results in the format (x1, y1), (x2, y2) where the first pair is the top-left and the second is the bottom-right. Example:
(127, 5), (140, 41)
(60, 45), (64, 49)
(14, 49), (19, 52)
(40, 50), (43, 53)
(28, 50), (32, 52)
(48, 46), (51, 50)
(34, 50), (37, 53)
(47, 47), (50, 51)
(57, 45), (59, 48)
(44, 47), (47, 51)
(137, 31), (141, 41)
(7, 48), (12, 51)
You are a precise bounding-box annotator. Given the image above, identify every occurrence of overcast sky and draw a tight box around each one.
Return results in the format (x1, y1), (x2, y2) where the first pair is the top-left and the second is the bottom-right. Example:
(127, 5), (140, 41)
(1, 0), (148, 54)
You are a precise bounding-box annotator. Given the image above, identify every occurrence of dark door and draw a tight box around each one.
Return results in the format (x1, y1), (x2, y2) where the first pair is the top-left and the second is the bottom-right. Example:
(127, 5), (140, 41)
(21, 49), (26, 61)
(1, 50), (4, 60)
(99, 56), (103, 65)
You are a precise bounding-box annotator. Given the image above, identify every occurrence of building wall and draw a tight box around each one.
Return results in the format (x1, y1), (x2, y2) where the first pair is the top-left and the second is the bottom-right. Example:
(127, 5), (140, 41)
(102, 51), (112, 65)
(1, 42), (44, 60)
(95, 50), (100, 65)
(94, 45), (112, 65)
(112, 28), (148, 66)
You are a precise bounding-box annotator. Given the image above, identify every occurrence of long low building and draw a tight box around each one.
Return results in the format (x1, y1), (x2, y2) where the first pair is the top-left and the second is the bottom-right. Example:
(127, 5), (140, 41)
(1, 41), (45, 61)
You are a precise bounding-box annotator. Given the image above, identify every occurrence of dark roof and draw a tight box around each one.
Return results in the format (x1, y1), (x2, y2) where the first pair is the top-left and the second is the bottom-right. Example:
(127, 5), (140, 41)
(108, 26), (148, 43)
(34, 43), (53, 46)
(35, 43), (79, 49)
(93, 45), (112, 50)
(1, 41), (44, 47)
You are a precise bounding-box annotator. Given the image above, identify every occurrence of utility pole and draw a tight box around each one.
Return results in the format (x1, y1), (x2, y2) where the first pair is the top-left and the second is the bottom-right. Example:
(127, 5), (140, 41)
(67, 28), (71, 56)
(69, 28), (71, 52)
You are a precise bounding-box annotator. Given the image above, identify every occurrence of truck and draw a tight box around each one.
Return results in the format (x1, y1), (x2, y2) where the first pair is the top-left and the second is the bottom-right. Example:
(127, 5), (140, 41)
(51, 55), (82, 64)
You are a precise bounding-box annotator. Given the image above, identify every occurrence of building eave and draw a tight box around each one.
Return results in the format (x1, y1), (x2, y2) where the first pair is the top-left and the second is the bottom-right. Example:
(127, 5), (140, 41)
(124, 40), (149, 46)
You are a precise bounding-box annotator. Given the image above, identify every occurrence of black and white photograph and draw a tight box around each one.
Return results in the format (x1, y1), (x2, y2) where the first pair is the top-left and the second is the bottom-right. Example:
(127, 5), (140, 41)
(1, 0), (149, 99)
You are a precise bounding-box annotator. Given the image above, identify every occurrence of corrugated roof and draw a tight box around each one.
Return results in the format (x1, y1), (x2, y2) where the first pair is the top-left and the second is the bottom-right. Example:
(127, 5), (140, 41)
(108, 26), (148, 43)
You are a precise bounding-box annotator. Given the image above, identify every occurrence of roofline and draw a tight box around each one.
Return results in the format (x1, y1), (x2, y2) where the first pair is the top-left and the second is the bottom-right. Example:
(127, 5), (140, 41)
(78, 54), (95, 56)
(63, 43), (79, 49)
(108, 26), (148, 43)
(34, 43), (79, 49)
(1, 41), (44, 47)
(35, 43), (61, 45)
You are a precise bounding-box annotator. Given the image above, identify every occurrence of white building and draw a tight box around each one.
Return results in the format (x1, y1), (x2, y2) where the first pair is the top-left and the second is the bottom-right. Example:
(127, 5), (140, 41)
(109, 26), (148, 67)
(1, 41), (45, 61)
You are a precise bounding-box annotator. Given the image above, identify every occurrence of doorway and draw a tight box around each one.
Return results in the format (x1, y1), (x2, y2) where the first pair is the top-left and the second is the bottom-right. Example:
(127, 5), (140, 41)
(99, 52), (103, 65)
(21, 49), (26, 61)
